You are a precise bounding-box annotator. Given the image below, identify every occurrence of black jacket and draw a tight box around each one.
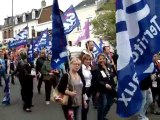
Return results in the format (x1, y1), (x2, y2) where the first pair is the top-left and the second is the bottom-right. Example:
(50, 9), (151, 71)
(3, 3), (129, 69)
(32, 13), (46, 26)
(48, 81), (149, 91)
(36, 57), (45, 73)
(96, 64), (117, 97)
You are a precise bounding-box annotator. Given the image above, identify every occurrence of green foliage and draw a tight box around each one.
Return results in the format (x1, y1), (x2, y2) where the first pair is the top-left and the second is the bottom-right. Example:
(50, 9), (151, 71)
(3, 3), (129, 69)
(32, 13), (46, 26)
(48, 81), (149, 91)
(92, 0), (116, 47)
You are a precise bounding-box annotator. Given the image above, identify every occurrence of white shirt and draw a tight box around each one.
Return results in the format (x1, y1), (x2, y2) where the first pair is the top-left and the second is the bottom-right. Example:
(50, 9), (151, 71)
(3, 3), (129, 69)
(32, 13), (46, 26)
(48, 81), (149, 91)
(82, 64), (92, 88)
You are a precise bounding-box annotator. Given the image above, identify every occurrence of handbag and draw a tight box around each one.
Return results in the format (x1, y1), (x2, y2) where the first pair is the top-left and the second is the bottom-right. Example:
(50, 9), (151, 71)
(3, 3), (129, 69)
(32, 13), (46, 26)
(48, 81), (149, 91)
(51, 88), (69, 105)
(51, 73), (71, 105)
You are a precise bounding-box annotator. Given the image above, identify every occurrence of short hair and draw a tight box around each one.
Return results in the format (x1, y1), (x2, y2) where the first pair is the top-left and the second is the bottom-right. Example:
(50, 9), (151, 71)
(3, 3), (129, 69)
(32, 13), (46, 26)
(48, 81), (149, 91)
(103, 46), (110, 52)
(85, 40), (93, 49)
(81, 54), (92, 64)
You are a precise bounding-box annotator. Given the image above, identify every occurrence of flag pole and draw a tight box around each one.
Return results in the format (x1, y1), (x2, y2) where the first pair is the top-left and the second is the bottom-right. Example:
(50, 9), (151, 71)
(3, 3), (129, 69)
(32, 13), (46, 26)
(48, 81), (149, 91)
(12, 0), (14, 38)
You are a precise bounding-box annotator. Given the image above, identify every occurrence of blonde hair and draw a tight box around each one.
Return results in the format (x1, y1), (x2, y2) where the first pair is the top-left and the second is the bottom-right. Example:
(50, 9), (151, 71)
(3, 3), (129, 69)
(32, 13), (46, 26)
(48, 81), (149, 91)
(70, 57), (81, 65)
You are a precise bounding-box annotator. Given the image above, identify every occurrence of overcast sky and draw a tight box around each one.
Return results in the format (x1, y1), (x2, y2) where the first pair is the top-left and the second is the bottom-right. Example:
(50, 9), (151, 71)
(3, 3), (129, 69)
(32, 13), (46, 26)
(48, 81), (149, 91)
(0, 0), (82, 25)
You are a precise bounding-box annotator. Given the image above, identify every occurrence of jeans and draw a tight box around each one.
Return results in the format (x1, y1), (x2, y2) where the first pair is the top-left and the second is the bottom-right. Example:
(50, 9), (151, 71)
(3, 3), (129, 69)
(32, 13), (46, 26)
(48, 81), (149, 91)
(138, 88), (153, 120)
(97, 93), (114, 120)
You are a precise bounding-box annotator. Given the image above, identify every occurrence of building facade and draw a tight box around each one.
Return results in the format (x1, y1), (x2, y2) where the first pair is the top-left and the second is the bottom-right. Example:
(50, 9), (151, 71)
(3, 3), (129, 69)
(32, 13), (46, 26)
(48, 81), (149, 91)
(1, 0), (108, 48)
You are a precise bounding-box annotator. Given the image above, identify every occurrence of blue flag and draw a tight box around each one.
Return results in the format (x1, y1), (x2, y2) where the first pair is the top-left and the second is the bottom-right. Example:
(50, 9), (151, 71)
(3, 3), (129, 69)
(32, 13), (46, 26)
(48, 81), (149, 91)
(116, 0), (160, 117)
(51, 0), (68, 69)
(28, 39), (34, 63)
(93, 41), (103, 58)
(62, 5), (80, 35)
(99, 39), (103, 50)
(8, 26), (28, 49)
(2, 76), (10, 105)
(34, 28), (51, 52)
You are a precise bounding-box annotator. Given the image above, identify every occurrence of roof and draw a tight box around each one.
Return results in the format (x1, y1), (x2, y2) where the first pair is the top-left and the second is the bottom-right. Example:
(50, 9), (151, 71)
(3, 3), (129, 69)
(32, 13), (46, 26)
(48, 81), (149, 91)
(3, 9), (41, 27)
(75, 0), (96, 9)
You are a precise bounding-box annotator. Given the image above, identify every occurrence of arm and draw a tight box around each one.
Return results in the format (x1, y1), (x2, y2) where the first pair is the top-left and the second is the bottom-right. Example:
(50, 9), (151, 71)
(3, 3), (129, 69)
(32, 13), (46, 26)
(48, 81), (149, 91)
(41, 62), (48, 75)
(7, 60), (10, 75)
(57, 73), (68, 94)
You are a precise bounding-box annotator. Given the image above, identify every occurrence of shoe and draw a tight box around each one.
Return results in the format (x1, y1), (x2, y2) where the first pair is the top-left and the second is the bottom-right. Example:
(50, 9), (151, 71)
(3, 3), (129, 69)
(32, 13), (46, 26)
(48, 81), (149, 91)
(24, 108), (32, 112)
(11, 80), (15, 85)
(46, 101), (50, 105)
(31, 105), (34, 107)
(37, 88), (41, 94)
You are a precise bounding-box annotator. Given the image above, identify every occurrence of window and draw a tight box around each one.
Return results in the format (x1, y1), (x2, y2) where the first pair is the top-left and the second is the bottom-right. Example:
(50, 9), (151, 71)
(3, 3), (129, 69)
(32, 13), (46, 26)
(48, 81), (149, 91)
(23, 14), (26, 22)
(9, 18), (12, 25)
(77, 42), (81, 47)
(32, 10), (36, 19)
(15, 17), (18, 24)
(50, 15), (52, 21)
(3, 31), (7, 39)
(8, 30), (11, 38)
(15, 30), (17, 36)
(31, 26), (35, 38)
(68, 41), (72, 46)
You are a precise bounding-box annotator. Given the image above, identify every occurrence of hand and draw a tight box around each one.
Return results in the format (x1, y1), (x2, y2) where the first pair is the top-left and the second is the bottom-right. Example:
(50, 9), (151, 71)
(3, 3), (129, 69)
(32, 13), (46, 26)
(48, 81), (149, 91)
(52, 69), (59, 74)
(69, 91), (77, 97)
(151, 74), (157, 81)
(49, 73), (53, 75)
(106, 84), (111, 89)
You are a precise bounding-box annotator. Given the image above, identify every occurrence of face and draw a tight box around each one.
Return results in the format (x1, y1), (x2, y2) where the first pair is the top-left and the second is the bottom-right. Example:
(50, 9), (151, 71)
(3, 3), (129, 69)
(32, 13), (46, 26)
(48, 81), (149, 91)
(83, 57), (91, 67)
(88, 42), (94, 51)
(153, 54), (158, 61)
(71, 61), (81, 72)
(40, 52), (45, 58)
(104, 47), (110, 54)
(47, 54), (52, 61)
(98, 55), (106, 66)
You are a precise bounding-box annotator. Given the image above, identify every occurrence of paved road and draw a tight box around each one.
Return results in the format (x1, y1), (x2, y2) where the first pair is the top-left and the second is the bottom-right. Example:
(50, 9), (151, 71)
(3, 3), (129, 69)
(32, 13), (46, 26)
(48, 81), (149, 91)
(0, 78), (159, 120)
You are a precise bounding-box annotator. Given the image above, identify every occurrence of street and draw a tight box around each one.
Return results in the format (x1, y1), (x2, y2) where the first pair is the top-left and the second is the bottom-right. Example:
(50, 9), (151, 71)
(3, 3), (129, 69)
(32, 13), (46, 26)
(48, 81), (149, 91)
(0, 78), (159, 120)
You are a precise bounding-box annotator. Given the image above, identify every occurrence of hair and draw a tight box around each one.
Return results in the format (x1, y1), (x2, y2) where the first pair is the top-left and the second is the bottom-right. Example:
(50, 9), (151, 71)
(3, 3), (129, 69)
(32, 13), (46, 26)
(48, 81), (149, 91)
(81, 54), (92, 64)
(97, 53), (106, 60)
(103, 46), (110, 52)
(70, 57), (81, 65)
(85, 40), (93, 49)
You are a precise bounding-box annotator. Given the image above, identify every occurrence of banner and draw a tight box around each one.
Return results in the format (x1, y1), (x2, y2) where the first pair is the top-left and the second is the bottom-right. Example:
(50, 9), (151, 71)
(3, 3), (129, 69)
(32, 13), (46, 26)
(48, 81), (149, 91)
(93, 40), (103, 58)
(2, 76), (10, 105)
(34, 28), (51, 52)
(51, 0), (68, 69)
(73, 20), (90, 45)
(62, 5), (80, 35)
(8, 26), (28, 49)
(28, 39), (34, 63)
(116, 0), (160, 117)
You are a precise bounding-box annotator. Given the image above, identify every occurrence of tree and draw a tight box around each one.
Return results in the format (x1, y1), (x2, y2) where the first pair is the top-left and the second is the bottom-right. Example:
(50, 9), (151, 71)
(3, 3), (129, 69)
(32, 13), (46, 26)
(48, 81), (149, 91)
(92, 0), (116, 47)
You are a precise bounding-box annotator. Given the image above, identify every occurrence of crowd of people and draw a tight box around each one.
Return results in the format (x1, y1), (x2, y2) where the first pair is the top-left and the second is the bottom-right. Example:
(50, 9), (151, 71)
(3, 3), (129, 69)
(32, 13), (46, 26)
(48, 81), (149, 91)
(0, 40), (160, 120)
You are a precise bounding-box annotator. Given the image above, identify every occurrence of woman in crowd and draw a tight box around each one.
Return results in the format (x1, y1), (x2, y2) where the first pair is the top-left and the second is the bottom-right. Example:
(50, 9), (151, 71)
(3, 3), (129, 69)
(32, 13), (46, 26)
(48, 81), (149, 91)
(7, 51), (16, 84)
(96, 54), (117, 120)
(41, 53), (60, 105)
(58, 57), (85, 120)
(78, 54), (92, 120)
(12, 50), (34, 112)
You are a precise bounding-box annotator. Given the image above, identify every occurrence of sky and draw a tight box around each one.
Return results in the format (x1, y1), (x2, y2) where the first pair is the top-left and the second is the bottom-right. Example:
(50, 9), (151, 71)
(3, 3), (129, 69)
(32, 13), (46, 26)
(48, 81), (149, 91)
(0, 0), (82, 25)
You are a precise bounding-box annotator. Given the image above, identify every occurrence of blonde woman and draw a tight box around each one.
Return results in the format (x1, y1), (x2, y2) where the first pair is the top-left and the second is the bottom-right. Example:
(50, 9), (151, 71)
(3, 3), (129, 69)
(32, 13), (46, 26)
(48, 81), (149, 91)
(58, 57), (85, 120)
